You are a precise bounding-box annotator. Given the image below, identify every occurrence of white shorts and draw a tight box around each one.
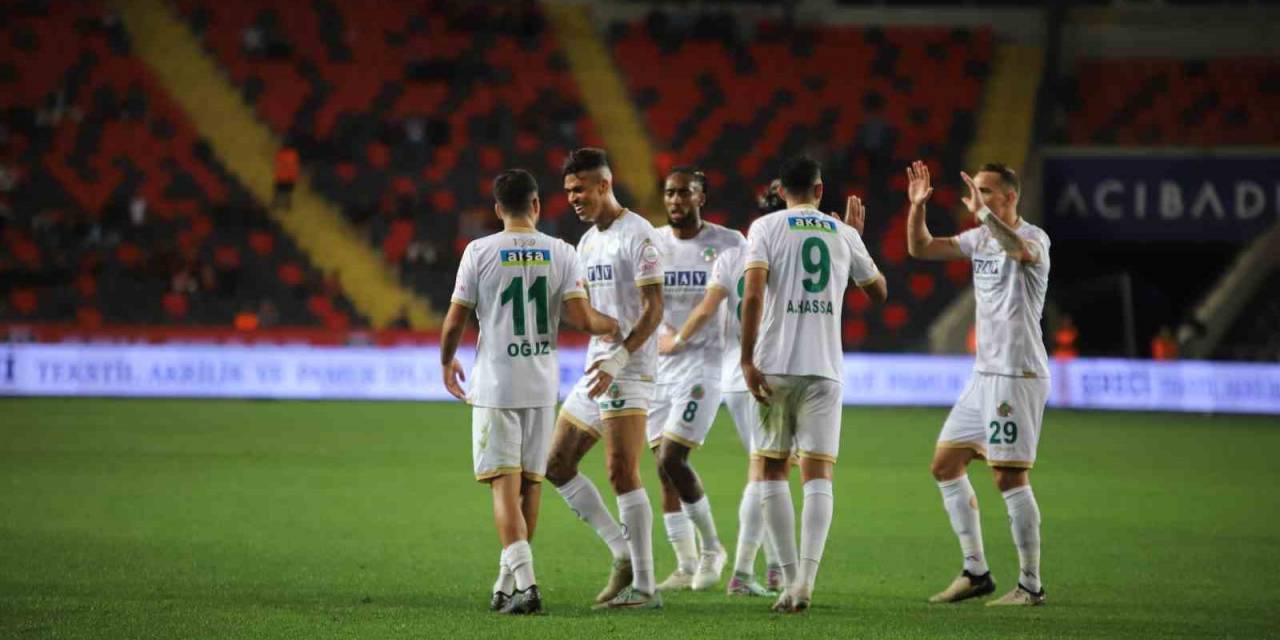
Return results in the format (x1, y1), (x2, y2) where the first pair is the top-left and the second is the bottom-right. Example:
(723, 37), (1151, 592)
(647, 379), (722, 449)
(937, 373), (1050, 469)
(559, 375), (655, 438)
(722, 390), (757, 452)
(472, 405), (553, 482)
(752, 375), (843, 463)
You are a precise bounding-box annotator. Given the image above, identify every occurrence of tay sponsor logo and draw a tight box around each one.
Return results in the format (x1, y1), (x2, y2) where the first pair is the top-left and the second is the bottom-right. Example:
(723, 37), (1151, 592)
(587, 264), (615, 282)
(663, 270), (707, 287)
(973, 258), (1001, 276)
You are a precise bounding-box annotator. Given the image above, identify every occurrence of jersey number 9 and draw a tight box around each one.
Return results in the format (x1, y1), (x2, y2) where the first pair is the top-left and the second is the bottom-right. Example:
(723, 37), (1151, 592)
(801, 237), (831, 292)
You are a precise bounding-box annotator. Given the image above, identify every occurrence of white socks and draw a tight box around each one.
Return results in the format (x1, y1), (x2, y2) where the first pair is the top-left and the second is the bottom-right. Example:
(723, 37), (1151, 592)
(734, 482), (765, 576)
(493, 555), (514, 595)
(502, 540), (536, 591)
(556, 474), (628, 560)
(663, 511), (698, 574)
(759, 480), (798, 585)
(797, 479), (833, 594)
(617, 488), (655, 593)
(938, 475), (989, 575)
(682, 495), (721, 551)
(1003, 485), (1042, 592)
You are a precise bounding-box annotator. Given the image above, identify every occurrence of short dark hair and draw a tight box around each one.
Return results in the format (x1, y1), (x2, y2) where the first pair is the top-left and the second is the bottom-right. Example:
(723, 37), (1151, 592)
(562, 147), (610, 177)
(778, 156), (822, 196)
(492, 169), (538, 215)
(666, 166), (706, 191)
(980, 163), (1020, 196)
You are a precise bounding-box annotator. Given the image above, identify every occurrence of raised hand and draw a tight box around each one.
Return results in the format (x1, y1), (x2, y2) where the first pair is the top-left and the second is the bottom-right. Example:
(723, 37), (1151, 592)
(906, 160), (934, 206)
(959, 171), (984, 214)
(843, 195), (865, 236)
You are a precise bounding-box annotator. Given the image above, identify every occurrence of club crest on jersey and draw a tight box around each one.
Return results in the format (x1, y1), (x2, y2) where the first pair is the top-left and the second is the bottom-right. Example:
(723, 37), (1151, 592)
(664, 270), (707, 287)
(787, 216), (837, 233)
(586, 264), (615, 282)
(702, 247), (717, 262)
(608, 383), (622, 399)
(998, 402), (1013, 417)
(499, 249), (551, 266)
(640, 241), (660, 268)
(691, 384), (705, 400)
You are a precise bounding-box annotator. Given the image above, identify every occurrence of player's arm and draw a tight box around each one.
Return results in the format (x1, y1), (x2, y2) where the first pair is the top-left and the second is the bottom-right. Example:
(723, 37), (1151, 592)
(739, 266), (772, 403)
(439, 301), (470, 401)
(859, 273), (888, 304)
(585, 283), (662, 398)
(660, 286), (728, 354)
(561, 297), (620, 337)
(905, 160), (967, 262)
(960, 170), (1041, 265)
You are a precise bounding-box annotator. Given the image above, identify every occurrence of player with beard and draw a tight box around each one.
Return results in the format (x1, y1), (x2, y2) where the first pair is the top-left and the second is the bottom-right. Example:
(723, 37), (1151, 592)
(644, 167), (746, 592)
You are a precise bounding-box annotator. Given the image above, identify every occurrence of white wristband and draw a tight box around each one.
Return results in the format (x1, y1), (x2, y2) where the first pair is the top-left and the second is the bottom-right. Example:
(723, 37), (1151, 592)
(976, 206), (992, 223)
(594, 347), (631, 378)
(673, 334), (685, 348)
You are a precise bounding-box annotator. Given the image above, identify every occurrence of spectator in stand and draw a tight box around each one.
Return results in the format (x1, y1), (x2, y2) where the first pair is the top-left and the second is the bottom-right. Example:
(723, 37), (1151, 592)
(1151, 326), (1178, 361)
(1053, 314), (1078, 360)
(273, 143), (299, 210)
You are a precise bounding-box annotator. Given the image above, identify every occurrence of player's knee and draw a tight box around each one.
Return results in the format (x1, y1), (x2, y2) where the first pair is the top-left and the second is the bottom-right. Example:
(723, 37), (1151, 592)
(544, 453), (576, 486)
(606, 455), (641, 493)
(659, 448), (689, 480)
(760, 456), (789, 481)
(992, 468), (1028, 492)
(930, 458), (955, 481)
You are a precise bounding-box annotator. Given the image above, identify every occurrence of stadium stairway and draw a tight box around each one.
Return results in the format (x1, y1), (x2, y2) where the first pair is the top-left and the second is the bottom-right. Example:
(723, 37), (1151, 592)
(112, 0), (437, 329)
(545, 3), (663, 223)
(929, 41), (1046, 354)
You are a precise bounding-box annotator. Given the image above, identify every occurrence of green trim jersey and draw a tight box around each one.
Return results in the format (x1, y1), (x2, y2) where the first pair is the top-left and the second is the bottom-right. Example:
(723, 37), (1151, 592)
(578, 210), (664, 381)
(745, 207), (881, 382)
(654, 223), (747, 384)
(708, 246), (747, 392)
(451, 229), (587, 408)
(954, 222), (1051, 379)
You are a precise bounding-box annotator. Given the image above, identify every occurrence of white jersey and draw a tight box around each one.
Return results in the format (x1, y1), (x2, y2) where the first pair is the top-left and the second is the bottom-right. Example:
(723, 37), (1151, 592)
(745, 207), (881, 382)
(955, 222), (1051, 379)
(654, 223), (747, 384)
(709, 246), (747, 392)
(450, 229), (586, 408)
(578, 210), (664, 381)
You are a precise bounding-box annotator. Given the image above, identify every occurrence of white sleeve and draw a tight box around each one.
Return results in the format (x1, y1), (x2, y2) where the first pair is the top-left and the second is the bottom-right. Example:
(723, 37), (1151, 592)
(954, 227), (983, 258)
(844, 228), (882, 287)
(634, 232), (663, 287)
(745, 218), (771, 271)
(450, 244), (478, 308)
(709, 248), (738, 293)
(558, 243), (587, 301)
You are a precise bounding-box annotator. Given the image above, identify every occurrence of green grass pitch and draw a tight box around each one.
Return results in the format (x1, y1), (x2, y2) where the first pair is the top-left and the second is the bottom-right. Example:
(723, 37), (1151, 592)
(2, 398), (1278, 639)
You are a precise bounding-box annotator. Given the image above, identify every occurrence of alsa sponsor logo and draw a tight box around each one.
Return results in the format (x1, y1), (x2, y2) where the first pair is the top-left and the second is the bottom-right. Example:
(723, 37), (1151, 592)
(787, 216), (837, 233)
(499, 249), (551, 266)
(663, 270), (708, 287)
(586, 264), (615, 282)
(786, 299), (834, 315)
(973, 258), (1001, 276)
